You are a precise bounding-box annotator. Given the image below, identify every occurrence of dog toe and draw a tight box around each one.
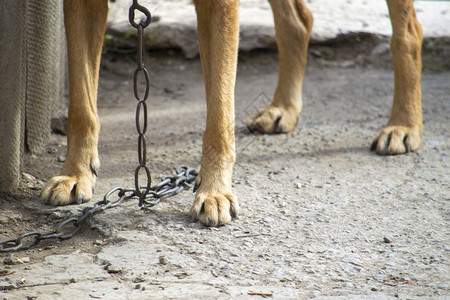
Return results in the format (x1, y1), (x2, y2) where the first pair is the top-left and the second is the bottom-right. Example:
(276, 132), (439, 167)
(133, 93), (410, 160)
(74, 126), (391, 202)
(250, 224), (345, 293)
(190, 192), (238, 227)
(371, 126), (420, 155)
(245, 106), (299, 134)
(41, 175), (93, 205)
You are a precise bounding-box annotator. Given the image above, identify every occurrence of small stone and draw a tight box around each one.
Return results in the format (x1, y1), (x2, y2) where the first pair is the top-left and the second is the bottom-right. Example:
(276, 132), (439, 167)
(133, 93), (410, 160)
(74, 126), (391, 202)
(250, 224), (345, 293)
(22, 173), (36, 182)
(16, 278), (26, 286)
(3, 254), (17, 265)
(19, 257), (30, 263)
(437, 283), (447, 289)
(57, 156), (66, 163)
(106, 264), (122, 274)
(26, 294), (38, 300)
(342, 256), (359, 264)
(164, 87), (174, 94)
(371, 287), (378, 291)
(174, 272), (190, 279)
(159, 256), (168, 265)
(383, 237), (391, 244)
(133, 276), (145, 283)
(263, 216), (274, 223)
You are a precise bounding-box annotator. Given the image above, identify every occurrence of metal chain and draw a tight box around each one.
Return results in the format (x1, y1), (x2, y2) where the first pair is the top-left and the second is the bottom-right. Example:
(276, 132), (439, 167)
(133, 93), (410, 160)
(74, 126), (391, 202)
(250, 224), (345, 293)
(0, 1), (197, 252)
(129, 0), (153, 206)
(0, 166), (197, 252)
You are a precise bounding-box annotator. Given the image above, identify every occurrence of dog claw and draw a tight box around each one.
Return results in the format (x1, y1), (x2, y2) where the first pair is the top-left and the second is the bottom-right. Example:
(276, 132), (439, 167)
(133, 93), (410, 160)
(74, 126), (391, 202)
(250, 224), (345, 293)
(77, 194), (83, 204)
(274, 116), (283, 133)
(370, 139), (378, 152)
(190, 211), (198, 222)
(209, 220), (215, 227)
(91, 164), (98, 177)
(193, 181), (201, 193)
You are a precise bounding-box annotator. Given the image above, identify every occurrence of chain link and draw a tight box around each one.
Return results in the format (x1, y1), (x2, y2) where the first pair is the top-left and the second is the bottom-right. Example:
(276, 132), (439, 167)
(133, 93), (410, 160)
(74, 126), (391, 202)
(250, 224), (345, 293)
(0, 1), (197, 252)
(0, 166), (197, 252)
(129, 1), (153, 204)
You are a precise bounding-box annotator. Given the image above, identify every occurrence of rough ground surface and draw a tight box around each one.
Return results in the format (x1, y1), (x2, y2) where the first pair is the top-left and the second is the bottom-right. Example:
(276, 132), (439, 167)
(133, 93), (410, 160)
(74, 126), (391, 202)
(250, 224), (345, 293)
(1, 6), (449, 298)
(2, 45), (449, 299)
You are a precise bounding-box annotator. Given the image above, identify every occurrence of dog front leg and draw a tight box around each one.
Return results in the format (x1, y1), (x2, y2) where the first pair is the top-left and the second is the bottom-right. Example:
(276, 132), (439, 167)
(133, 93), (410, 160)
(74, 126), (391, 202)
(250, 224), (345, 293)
(371, 0), (423, 154)
(189, 0), (240, 227)
(41, 0), (108, 205)
(245, 0), (313, 133)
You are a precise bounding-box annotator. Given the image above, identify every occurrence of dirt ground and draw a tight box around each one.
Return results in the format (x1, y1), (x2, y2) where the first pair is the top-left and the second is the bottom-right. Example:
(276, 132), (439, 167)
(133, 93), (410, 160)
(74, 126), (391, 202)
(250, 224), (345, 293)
(1, 39), (449, 299)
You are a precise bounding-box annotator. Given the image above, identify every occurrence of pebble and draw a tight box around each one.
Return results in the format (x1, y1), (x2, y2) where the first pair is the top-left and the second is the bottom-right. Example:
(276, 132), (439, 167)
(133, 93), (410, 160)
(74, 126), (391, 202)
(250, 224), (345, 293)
(22, 172), (36, 181)
(57, 156), (66, 163)
(342, 256), (359, 264)
(437, 283), (447, 289)
(3, 254), (17, 265)
(263, 217), (274, 223)
(106, 264), (122, 274)
(159, 256), (168, 265)
(133, 276), (145, 283)
(20, 257), (31, 263)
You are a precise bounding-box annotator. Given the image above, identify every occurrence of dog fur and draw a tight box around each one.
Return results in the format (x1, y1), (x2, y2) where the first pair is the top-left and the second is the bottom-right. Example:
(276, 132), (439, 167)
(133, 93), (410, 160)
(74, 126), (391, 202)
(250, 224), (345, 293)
(41, 0), (423, 227)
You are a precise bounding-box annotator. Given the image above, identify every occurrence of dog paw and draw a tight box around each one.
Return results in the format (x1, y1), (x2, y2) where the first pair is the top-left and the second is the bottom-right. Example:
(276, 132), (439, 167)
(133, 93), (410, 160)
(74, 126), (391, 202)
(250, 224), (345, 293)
(189, 188), (239, 227)
(41, 158), (99, 205)
(371, 126), (421, 155)
(189, 166), (238, 227)
(245, 105), (299, 133)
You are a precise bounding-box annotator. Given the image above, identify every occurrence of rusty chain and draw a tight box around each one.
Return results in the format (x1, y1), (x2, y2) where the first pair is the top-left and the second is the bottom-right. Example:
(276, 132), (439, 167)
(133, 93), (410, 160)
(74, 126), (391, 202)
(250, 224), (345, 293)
(0, 1), (197, 252)
(0, 166), (197, 252)
(130, 0), (153, 205)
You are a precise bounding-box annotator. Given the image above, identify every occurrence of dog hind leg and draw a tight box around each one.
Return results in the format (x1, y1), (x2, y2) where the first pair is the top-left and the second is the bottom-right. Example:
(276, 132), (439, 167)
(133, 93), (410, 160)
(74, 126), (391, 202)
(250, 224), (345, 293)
(189, 0), (240, 227)
(245, 0), (313, 133)
(41, 0), (108, 205)
(371, 0), (423, 155)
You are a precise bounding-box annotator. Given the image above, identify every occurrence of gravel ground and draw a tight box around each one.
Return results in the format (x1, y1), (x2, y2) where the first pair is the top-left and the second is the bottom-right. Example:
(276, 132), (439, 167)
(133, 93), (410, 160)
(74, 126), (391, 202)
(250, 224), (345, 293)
(1, 1), (449, 296)
(1, 47), (448, 299)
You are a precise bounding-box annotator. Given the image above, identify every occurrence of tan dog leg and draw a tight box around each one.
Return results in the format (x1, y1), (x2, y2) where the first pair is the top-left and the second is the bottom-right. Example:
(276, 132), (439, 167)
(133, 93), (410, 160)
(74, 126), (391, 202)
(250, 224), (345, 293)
(246, 0), (313, 133)
(371, 0), (423, 154)
(189, 0), (240, 227)
(41, 0), (108, 205)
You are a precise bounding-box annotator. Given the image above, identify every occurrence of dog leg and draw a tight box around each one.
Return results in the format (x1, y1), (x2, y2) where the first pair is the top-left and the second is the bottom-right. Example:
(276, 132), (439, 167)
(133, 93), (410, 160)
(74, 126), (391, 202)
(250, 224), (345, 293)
(245, 0), (313, 133)
(371, 0), (423, 154)
(189, 0), (239, 227)
(41, 0), (108, 205)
